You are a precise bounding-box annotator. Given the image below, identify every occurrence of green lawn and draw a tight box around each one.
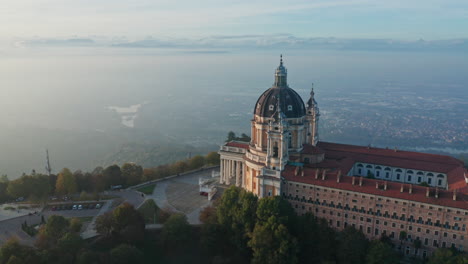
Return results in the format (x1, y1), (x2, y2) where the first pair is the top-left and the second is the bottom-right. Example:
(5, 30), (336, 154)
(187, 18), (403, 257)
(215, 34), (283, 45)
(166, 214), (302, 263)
(137, 199), (160, 224)
(136, 184), (157, 195)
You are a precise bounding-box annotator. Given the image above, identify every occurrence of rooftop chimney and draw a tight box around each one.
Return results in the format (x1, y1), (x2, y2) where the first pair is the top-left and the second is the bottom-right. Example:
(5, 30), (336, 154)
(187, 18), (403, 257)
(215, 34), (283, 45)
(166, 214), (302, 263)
(394, 147), (398, 152)
(400, 184), (404, 193)
(352, 177), (356, 185)
(384, 181), (387, 190)
(453, 189), (457, 201)
(337, 170), (342, 183)
(301, 170), (304, 177)
(376, 182), (379, 189)
(426, 187), (430, 197)
(409, 184), (413, 194)
(315, 169), (319, 179)
(359, 177), (363, 186)
(321, 170), (327, 180)
(435, 188), (439, 199)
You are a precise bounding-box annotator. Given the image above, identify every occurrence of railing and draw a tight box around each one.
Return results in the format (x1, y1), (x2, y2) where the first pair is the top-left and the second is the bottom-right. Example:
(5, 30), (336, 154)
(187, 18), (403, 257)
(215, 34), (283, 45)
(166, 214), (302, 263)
(246, 152), (266, 163)
(263, 168), (280, 177)
(220, 146), (246, 154)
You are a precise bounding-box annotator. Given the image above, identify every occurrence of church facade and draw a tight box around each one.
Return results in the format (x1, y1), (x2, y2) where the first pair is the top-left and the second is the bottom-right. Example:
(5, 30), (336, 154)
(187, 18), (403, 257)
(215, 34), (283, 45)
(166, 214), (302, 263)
(219, 57), (467, 257)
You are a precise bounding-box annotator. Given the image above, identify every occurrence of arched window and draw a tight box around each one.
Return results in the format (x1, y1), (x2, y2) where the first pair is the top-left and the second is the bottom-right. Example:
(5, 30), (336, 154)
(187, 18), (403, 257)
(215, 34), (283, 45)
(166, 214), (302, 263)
(269, 105), (274, 111)
(273, 142), (278, 157)
(384, 167), (391, 178)
(437, 174), (444, 178)
(375, 166), (382, 177)
(366, 165), (373, 168)
(407, 170), (414, 174)
(357, 164), (364, 167)
(417, 171), (424, 175)
(427, 173), (434, 176)
(287, 105), (293, 111)
(395, 169), (402, 180)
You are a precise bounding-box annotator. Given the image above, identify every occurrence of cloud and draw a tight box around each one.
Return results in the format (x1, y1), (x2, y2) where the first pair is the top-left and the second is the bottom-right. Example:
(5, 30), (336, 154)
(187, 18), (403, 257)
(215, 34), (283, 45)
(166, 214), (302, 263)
(15, 38), (96, 47)
(111, 35), (468, 52)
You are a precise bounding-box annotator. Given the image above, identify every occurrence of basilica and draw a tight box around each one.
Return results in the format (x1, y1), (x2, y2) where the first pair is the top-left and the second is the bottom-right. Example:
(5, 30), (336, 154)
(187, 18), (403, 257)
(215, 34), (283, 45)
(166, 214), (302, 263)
(219, 57), (467, 257)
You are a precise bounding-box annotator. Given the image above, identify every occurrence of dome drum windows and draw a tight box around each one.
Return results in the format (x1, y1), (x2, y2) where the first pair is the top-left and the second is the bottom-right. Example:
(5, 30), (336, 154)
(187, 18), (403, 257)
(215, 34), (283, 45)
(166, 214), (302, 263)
(287, 105), (293, 111)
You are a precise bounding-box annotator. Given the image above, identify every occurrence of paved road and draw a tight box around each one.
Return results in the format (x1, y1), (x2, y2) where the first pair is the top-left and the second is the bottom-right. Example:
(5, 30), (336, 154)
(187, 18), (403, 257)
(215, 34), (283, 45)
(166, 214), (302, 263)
(0, 189), (145, 245)
(81, 189), (145, 239)
(146, 168), (218, 224)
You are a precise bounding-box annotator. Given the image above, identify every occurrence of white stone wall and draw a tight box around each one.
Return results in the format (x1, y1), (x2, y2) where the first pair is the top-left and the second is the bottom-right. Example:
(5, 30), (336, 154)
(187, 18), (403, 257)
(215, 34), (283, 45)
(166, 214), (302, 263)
(352, 163), (447, 189)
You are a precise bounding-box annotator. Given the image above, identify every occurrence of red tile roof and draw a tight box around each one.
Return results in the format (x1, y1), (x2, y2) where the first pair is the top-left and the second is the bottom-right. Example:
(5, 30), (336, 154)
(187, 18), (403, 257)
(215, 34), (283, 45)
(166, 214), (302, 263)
(225, 141), (250, 149)
(282, 165), (468, 210)
(317, 141), (467, 190)
(302, 144), (325, 155)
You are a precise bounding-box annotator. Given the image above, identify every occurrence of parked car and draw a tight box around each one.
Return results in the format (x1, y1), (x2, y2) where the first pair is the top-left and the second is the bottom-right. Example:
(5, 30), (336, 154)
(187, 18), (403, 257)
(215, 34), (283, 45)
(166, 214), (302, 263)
(72, 205), (77, 210)
(95, 204), (102, 209)
(78, 205), (83, 210)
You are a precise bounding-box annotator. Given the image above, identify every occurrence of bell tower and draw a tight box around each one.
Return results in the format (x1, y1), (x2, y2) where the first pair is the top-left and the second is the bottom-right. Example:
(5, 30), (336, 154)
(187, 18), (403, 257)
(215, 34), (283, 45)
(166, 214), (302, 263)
(306, 84), (319, 146)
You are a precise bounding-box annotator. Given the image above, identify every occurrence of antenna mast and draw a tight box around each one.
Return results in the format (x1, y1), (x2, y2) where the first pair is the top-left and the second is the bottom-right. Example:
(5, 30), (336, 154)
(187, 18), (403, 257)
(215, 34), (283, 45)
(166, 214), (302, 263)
(45, 149), (52, 176)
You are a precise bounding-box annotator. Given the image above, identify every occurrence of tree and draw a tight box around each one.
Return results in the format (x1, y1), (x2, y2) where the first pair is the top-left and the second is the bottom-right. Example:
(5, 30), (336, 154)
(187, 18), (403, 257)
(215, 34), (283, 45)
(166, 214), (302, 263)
(216, 186), (258, 255)
(37, 215), (70, 248)
(112, 202), (144, 234)
(55, 168), (77, 195)
(76, 250), (101, 264)
(295, 213), (335, 263)
(199, 206), (218, 224)
(365, 240), (400, 264)
(0, 238), (39, 264)
(428, 248), (468, 264)
(248, 216), (298, 264)
(205, 152), (220, 165)
(413, 238), (422, 256)
(226, 131), (236, 142)
(69, 218), (83, 233)
(110, 244), (143, 264)
(56, 232), (84, 263)
(337, 227), (369, 264)
(398, 230), (407, 250)
(121, 163), (143, 187)
(7, 174), (50, 201)
(103, 165), (122, 187)
(0, 176), (10, 203)
(188, 155), (205, 170)
(96, 203), (145, 243)
(74, 171), (93, 193)
(162, 214), (192, 246)
(95, 212), (115, 237)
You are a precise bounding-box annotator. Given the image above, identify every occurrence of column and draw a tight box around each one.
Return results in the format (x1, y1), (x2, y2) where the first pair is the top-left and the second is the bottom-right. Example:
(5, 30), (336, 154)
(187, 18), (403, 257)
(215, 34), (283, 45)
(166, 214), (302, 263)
(226, 160), (231, 185)
(242, 165), (246, 188)
(220, 158), (224, 184)
(236, 161), (241, 187)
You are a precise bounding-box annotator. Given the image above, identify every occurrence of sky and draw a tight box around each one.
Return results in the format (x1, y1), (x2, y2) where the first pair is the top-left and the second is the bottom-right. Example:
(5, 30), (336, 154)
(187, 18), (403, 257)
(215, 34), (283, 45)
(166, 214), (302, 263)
(1, 0), (468, 41)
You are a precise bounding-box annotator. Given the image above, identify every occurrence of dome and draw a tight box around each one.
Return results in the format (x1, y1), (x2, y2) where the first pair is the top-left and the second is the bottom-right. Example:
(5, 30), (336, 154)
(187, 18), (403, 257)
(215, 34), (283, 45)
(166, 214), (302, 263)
(254, 56), (306, 118)
(254, 87), (306, 118)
